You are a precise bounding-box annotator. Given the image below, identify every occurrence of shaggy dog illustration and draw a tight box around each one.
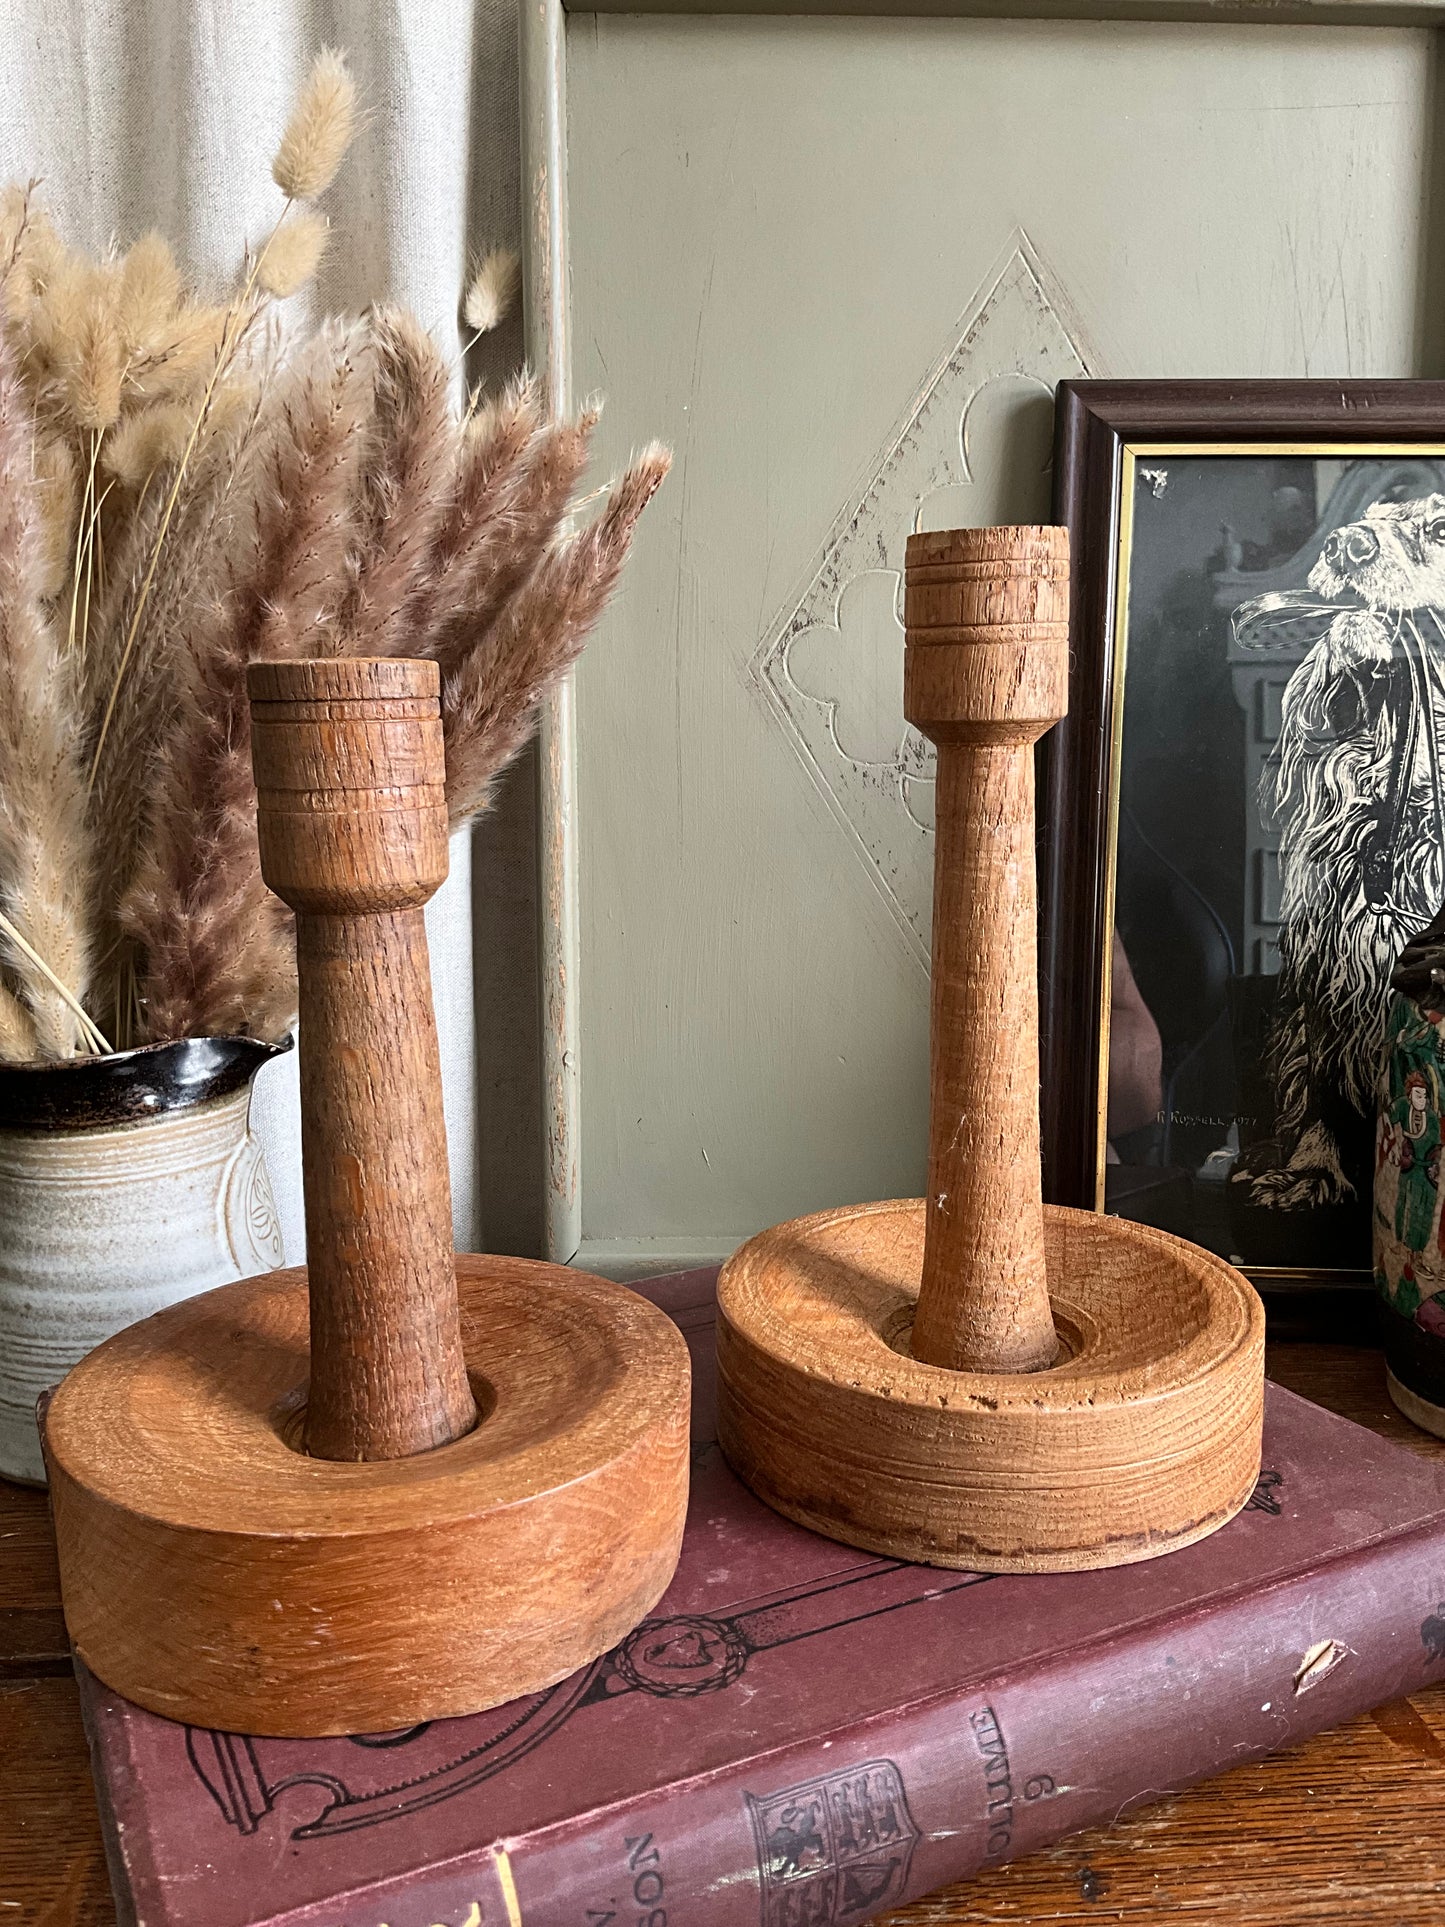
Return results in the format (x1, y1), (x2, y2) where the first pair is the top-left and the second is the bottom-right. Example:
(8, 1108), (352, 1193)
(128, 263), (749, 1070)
(1232, 492), (1445, 1211)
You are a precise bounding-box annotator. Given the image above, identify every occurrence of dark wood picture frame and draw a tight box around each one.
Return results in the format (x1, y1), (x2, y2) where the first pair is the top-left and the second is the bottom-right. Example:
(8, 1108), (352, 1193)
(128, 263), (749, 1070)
(1042, 379), (1445, 1315)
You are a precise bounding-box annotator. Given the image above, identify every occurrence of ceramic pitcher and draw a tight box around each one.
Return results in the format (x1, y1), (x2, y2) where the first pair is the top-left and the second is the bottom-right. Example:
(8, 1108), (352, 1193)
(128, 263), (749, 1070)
(0, 1035), (289, 1483)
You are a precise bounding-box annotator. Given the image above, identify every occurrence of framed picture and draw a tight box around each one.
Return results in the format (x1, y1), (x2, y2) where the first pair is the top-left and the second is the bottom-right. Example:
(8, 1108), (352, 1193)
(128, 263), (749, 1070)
(1043, 380), (1445, 1300)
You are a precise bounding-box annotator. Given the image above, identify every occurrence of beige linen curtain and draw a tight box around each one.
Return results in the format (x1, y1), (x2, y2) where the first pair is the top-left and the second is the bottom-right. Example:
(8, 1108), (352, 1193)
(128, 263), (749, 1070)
(0, 0), (525, 1253)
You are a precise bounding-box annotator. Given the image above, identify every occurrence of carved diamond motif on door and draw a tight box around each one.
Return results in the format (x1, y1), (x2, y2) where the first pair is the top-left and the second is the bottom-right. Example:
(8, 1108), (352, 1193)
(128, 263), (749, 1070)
(752, 237), (1091, 961)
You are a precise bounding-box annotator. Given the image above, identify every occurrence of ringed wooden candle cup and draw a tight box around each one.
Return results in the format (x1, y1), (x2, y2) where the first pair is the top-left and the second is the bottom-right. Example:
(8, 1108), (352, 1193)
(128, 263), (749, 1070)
(45, 659), (691, 1735)
(716, 528), (1264, 1572)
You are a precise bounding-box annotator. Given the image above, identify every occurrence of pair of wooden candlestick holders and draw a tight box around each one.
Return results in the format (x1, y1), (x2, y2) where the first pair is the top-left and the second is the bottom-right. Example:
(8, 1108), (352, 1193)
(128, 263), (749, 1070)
(44, 527), (1264, 1740)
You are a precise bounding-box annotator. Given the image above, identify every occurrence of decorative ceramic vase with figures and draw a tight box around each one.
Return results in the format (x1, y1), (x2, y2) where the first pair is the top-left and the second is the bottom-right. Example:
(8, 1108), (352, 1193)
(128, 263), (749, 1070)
(1375, 905), (1445, 1435)
(0, 1036), (288, 1483)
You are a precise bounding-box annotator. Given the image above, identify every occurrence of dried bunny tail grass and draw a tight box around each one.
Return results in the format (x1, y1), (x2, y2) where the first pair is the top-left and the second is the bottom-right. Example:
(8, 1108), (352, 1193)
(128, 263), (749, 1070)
(256, 209), (328, 299)
(1, 194), (64, 327)
(18, 246), (87, 365)
(340, 308), (454, 653)
(52, 282), (125, 431)
(87, 310), (293, 791)
(130, 303), (231, 404)
(102, 400), (195, 488)
(103, 380), (263, 494)
(22, 251), (128, 432)
(0, 338), (99, 1053)
(121, 331), (370, 1041)
(89, 310), (354, 797)
(136, 376), (261, 474)
(462, 246), (520, 337)
(442, 441), (671, 823)
(115, 231), (182, 360)
(271, 48), (357, 202)
(426, 403), (600, 683)
(86, 380), (271, 961)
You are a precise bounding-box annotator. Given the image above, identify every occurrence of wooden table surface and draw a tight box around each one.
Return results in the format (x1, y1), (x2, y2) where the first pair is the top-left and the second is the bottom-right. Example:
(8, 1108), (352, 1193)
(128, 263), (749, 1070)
(3, 1343), (1444, 1926)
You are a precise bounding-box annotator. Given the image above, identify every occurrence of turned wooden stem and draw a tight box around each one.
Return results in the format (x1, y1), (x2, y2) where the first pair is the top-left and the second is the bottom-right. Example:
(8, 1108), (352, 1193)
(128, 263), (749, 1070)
(248, 657), (478, 1460)
(904, 526), (1070, 1374)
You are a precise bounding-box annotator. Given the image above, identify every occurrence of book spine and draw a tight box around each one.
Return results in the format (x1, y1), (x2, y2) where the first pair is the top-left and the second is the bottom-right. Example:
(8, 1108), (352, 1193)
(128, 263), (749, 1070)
(386, 1522), (1445, 1927)
(202, 1520), (1445, 1927)
(79, 1690), (142, 1927)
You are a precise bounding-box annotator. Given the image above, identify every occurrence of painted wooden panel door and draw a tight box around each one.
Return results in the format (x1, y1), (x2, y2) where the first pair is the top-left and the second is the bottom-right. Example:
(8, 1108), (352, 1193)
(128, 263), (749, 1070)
(561, 17), (1431, 1273)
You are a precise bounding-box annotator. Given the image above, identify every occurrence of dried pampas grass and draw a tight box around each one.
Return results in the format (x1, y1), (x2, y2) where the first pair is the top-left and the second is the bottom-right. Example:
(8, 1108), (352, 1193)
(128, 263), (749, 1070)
(85, 385), (272, 1038)
(441, 442), (672, 822)
(339, 308), (452, 655)
(0, 979), (35, 1059)
(0, 336), (99, 1054)
(31, 434), (76, 601)
(119, 327), (373, 1041)
(0, 47), (669, 1061)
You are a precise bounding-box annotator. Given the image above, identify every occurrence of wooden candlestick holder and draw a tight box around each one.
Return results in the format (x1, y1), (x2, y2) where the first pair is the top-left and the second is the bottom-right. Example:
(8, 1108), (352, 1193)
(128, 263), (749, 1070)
(717, 527), (1265, 1572)
(45, 659), (690, 1736)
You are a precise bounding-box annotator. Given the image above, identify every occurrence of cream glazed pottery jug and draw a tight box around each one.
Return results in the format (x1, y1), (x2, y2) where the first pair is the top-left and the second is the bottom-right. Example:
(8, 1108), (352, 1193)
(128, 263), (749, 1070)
(0, 1035), (289, 1483)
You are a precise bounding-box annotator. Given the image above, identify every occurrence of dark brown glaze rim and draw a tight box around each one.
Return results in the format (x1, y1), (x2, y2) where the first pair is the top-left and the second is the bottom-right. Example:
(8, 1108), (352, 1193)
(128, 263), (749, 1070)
(0, 1034), (293, 1132)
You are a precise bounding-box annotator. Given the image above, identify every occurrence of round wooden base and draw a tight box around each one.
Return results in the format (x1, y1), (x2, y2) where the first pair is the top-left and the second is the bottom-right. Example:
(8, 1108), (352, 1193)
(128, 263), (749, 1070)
(44, 1255), (691, 1736)
(717, 1200), (1265, 1572)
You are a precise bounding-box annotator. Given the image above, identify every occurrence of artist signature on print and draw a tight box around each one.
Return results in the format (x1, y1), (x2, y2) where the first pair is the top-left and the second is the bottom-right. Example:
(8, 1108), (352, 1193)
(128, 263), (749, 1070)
(746, 1762), (918, 1927)
(187, 1464), (1286, 1845)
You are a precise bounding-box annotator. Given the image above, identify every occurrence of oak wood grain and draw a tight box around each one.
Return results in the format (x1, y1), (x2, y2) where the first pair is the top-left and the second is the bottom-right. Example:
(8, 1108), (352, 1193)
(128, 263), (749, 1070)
(718, 529), (1265, 1572)
(44, 1253), (692, 1735)
(718, 1198), (1264, 1570)
(1, 1343), (1443, 1926)
(38, 658), (691, 1738)
(903, 527), (1070, 1375)
(250, 656), (475, 1460)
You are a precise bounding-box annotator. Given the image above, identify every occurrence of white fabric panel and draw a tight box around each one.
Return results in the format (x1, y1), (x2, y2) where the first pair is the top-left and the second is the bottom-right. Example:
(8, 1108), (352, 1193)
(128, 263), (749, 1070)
(0, 0), (525, 1252)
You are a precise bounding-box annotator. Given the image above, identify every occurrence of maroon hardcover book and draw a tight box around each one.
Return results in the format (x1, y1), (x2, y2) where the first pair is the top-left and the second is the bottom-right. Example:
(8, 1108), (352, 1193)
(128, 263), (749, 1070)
(76, 1268), (1445, 1927)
